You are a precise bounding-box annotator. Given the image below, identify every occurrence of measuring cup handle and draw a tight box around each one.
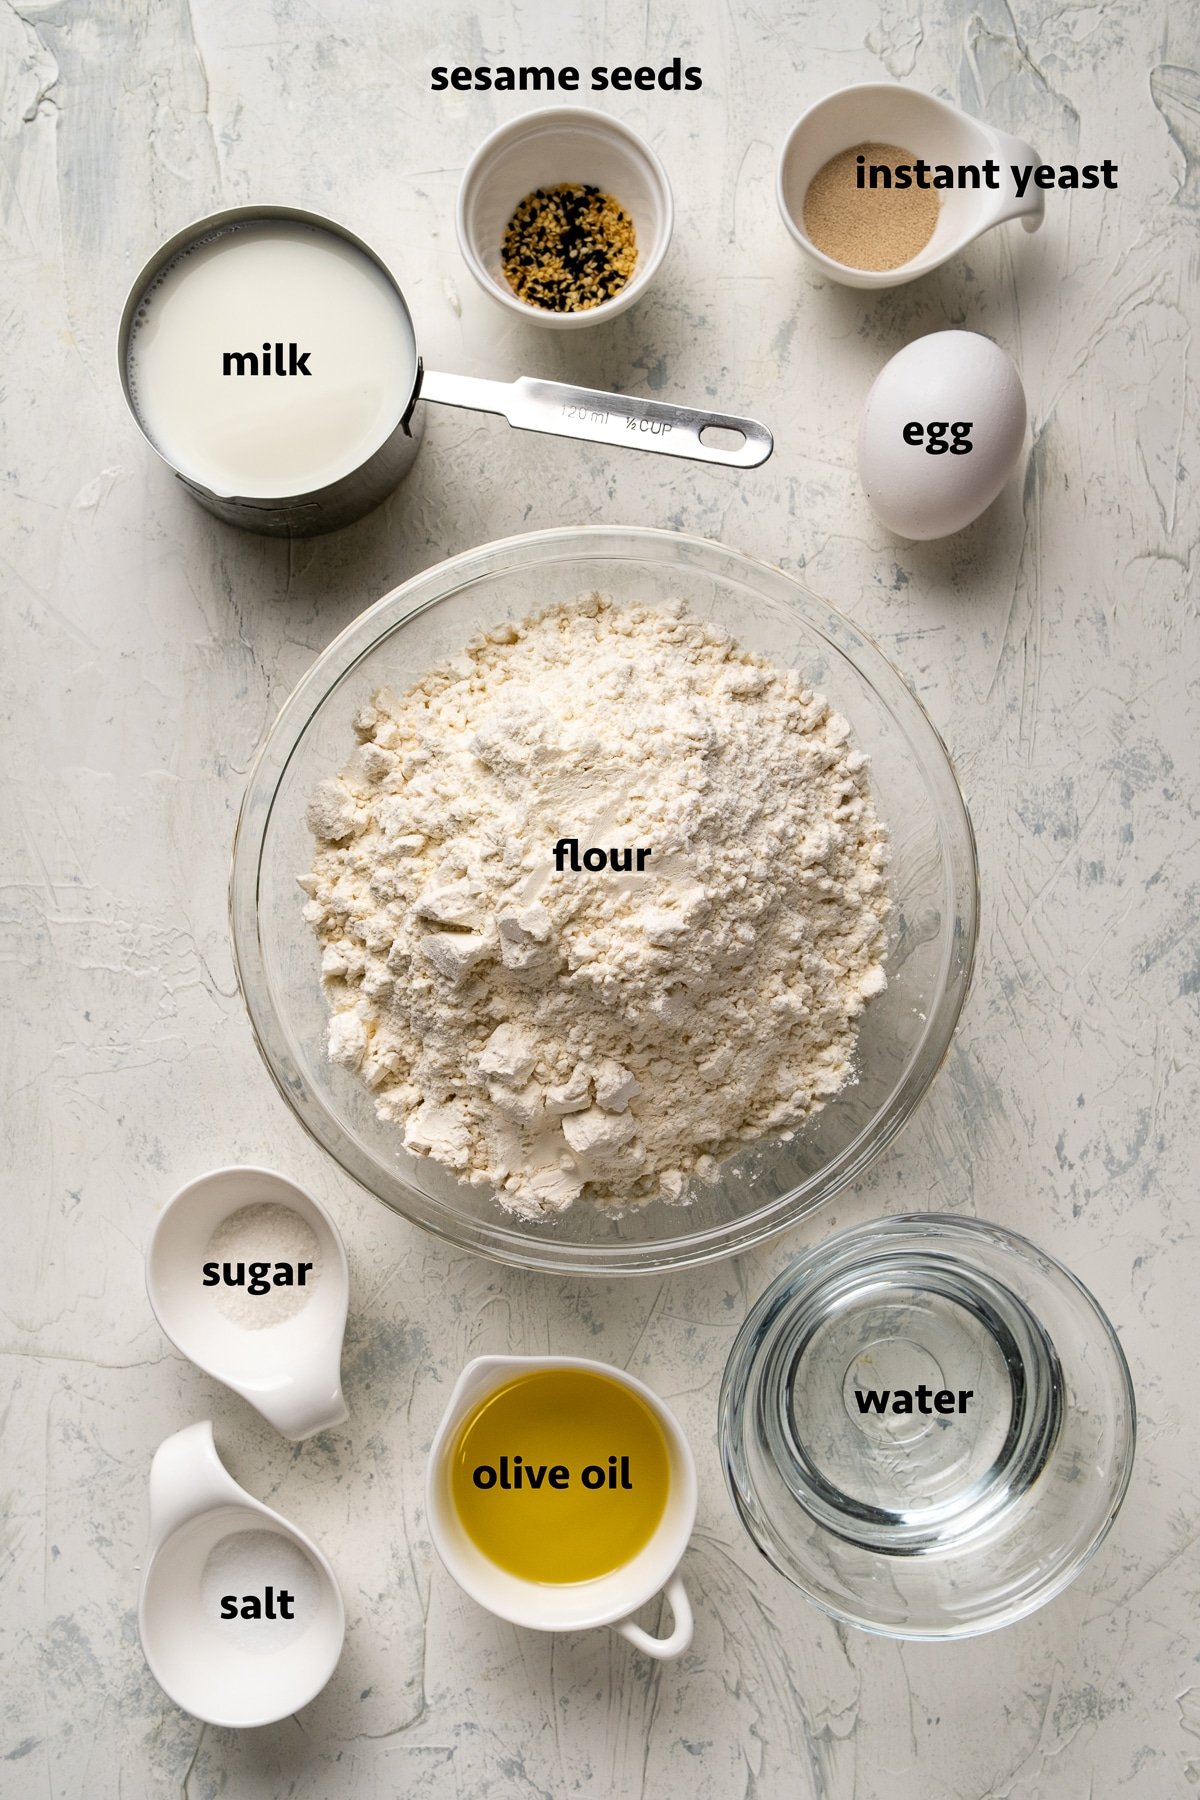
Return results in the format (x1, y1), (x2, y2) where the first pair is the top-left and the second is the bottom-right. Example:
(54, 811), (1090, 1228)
(419, 368), (773, 469)
(514, 380), (774, 468)
(147, 1421), (251, 1550)
(611, 1573), (693, 1660)
(985, 129), (1046, 233)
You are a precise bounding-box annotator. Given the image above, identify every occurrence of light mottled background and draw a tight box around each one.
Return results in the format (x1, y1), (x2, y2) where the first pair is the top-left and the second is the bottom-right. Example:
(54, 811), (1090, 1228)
(1, 0), (1197, 1795)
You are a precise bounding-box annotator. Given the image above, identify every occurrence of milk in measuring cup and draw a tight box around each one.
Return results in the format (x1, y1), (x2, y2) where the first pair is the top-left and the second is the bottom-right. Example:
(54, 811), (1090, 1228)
(126, 220), (416, 498)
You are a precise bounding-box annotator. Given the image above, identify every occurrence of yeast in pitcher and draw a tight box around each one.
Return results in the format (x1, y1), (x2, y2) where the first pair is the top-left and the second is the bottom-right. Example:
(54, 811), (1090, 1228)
(125, 219), (415, 498)
(449, 1367), (671, 1583)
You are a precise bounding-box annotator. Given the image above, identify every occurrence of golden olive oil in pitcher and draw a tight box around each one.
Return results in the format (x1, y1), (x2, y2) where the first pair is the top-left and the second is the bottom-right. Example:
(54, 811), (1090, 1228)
(449, 1368), (670, 1584)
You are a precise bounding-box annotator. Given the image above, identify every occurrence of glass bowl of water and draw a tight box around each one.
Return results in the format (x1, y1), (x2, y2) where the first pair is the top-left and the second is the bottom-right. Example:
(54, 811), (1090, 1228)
(718, 1213), (1136, 1637)
(230, 526), (977, 1274)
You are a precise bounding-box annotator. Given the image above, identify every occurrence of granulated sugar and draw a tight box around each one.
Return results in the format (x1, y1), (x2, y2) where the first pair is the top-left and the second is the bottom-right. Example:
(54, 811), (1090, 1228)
(300, 595), (890, 1218)
(204, 1203), (322, 1328)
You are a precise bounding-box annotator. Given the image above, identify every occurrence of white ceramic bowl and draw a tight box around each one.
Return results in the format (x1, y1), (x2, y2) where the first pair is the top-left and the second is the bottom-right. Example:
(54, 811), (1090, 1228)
(427, 1355), (696, 1658)
(777, 83), (1043, 290)
(456, 107), (673, 327)
(147, 1166), (350, 1440)
(139, 1421), (345, 1726)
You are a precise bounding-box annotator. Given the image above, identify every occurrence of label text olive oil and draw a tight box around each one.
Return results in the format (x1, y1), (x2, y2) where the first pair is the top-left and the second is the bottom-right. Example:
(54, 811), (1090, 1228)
(450, 1368), (670, 1583)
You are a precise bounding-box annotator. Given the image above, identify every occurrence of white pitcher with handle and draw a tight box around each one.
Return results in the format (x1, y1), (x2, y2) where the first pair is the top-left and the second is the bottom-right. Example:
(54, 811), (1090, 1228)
(778, 83), (1046, 288)
(427, 1354), (697, 1659)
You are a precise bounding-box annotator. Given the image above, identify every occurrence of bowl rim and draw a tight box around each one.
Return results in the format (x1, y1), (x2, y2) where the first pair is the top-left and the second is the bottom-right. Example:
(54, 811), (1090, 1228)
(230, 525), (980, 1275)
(455, 105), (674, 328)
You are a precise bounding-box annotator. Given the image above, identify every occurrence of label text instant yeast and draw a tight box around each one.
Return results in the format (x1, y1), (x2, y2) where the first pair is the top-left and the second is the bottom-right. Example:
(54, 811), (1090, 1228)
(855, 152), (1119, 192)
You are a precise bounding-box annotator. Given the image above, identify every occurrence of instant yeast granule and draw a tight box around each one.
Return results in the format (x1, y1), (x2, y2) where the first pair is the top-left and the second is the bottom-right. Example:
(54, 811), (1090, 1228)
(803, 142), (939, 271)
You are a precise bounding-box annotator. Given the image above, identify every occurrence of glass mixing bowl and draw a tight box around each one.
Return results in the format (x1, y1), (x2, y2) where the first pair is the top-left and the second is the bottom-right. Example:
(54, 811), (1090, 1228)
(230, 527), (978, 1274)
(718, 1215), (1136, 1637)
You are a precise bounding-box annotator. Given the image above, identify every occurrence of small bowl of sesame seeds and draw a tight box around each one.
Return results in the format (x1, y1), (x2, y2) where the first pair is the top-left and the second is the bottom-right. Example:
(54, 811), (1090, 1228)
(456, 107), (673, 328)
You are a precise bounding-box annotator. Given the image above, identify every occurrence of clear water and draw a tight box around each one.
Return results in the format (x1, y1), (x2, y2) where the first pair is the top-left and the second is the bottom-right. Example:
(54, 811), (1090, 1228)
(758, 1253), (1064, 1553)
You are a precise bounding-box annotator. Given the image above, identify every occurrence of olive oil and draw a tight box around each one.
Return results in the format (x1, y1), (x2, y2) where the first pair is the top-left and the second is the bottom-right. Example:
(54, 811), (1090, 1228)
(449, 1368), (670, 1584)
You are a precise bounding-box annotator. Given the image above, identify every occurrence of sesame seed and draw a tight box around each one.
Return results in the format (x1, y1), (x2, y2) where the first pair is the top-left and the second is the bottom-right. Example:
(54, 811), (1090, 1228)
(500, 183), (638, 313)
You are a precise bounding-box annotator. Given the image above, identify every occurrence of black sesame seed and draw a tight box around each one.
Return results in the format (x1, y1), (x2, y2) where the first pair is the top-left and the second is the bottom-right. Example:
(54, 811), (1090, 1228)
(500, 182), (638, 312)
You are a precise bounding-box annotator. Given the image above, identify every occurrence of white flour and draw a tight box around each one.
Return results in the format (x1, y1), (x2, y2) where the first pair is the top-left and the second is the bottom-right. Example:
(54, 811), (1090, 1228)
(300, 595), (890, 1217)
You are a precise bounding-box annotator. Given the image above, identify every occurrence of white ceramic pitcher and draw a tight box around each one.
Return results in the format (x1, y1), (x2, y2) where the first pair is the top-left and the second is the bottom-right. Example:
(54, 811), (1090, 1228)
(778, 83), (1045, 288)
(427, 1354), (697, 1659)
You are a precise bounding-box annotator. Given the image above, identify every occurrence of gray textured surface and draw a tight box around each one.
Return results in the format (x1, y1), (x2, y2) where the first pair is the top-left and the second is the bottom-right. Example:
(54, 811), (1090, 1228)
(2, 1), (1198, 1795)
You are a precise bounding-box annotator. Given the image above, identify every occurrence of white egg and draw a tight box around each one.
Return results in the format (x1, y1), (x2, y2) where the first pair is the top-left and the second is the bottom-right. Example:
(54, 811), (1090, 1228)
(857, 331), (1027, 540)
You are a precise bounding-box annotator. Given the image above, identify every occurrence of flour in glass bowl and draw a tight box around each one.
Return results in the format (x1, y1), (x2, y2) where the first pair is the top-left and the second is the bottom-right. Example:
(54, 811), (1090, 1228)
(299, 595), (890, 1219)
